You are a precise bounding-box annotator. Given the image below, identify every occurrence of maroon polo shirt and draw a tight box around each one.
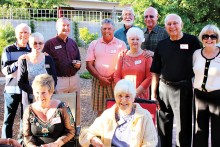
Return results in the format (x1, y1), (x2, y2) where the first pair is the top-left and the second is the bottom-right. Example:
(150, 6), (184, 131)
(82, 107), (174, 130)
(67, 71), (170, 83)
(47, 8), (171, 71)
(43, 36), (81, 77)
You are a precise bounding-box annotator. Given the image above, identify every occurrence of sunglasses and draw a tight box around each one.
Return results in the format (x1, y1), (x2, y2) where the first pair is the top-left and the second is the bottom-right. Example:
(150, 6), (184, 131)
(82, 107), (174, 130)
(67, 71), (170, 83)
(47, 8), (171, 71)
(202, 34), (218, 40)
(33, 42), (44, 45)
(144, 15), (154, 19)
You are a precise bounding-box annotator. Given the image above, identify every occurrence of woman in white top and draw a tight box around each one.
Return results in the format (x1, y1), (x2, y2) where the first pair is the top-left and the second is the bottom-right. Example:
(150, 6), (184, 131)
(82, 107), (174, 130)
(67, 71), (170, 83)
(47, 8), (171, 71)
(193, 24), (220, 147)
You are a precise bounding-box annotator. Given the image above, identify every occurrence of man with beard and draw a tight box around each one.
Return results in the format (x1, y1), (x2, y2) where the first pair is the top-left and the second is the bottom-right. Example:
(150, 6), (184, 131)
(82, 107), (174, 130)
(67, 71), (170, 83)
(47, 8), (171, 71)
(141, 7), (168, 57)
(43, 17), (81, 125)
(114, 7), (136, 50)
(86, 18), (126, 116)
(1, 23), (31, 140)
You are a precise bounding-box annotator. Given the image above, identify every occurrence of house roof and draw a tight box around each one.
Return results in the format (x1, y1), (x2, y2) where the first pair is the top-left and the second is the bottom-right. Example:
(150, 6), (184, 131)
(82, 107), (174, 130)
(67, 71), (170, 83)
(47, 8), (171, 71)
(65, 0), (130, 11)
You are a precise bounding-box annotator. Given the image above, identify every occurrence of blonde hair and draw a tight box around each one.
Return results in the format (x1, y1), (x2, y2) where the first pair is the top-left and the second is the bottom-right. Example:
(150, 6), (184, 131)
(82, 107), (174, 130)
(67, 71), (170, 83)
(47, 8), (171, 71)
(32, 74), (54, 93)
(198, 24), (220, 43)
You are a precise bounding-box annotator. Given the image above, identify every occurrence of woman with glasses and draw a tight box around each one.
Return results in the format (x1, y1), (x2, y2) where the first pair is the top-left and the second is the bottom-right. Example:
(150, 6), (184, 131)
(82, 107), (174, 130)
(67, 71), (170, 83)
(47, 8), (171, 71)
(114, 27), (152, 99)
(79, 79), (157, 147)
(193, 24), (220, 147)
(17, 32), (57, 108)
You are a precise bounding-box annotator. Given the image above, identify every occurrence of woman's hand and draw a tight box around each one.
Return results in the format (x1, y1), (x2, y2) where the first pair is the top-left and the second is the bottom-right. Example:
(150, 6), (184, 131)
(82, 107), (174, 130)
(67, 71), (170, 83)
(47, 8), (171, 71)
(90, 136), (104, 147)
(8, 138), (22, 147)
(41, 142), (59, 147)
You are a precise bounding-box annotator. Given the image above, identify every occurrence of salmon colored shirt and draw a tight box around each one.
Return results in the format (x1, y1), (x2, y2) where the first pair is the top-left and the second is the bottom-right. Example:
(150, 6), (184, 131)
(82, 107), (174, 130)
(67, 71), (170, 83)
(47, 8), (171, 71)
(114, 50), (152, 98)
(86, 37), (126, 77)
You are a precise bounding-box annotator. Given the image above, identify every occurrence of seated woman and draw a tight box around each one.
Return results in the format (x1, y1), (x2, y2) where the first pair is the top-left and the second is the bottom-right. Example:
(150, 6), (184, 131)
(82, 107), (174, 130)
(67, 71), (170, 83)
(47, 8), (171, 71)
(23, 74), (75, 147)
(114, 27), (152, 99)
(17, 32), (57, 108)
(79, 79), (157, 147)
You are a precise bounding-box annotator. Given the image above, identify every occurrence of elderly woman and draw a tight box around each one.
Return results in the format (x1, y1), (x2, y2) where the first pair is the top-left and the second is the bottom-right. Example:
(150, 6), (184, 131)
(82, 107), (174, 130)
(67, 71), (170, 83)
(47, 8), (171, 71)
(79, 79), (157, 147)
(193, 24), (220, 147)
(114, 27), (152, 99)
(17, 32), (57, 107)
(23, 74), (75, 147)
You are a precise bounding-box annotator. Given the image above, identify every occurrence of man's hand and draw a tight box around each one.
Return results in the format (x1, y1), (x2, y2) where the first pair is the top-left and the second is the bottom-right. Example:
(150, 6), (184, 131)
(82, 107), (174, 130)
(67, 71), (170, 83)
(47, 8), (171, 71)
(99, 76), (112, 86)
(143, 50), (154, 58)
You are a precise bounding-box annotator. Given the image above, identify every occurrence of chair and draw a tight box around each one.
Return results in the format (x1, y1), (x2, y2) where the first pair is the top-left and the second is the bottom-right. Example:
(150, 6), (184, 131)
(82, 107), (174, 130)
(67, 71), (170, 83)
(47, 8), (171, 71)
(106, 98), (157, 125)
(52, 92), (81, 147)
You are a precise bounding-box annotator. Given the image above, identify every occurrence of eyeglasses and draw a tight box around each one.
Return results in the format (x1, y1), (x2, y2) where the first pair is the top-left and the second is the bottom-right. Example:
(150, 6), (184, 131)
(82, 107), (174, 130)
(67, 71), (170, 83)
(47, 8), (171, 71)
(202, 34), (218, 40)
(33, 42), (44, 45)
(144, 15), (154, 19)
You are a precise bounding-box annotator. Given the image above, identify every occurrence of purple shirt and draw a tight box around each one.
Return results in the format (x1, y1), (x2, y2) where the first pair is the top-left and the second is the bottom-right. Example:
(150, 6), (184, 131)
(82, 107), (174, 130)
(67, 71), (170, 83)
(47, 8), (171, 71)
(43, 36), (81, 77)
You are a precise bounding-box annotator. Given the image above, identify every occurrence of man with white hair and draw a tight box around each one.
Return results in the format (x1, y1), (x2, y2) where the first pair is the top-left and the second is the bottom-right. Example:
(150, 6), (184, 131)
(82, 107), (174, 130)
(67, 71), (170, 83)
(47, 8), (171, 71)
(114, 7), (136, 49)
(141, 7), (168, 56)
(1, 23), (31, 139)
(150, 14), (200, 147)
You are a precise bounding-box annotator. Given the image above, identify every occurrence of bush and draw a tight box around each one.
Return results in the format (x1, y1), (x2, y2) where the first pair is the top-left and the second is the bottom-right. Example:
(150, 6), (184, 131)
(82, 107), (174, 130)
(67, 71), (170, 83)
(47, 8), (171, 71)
(73, 21), (82, 47)
(79, 28), (98, 47)
(0, 23), (16, 58)
(80, 71), (92, 79)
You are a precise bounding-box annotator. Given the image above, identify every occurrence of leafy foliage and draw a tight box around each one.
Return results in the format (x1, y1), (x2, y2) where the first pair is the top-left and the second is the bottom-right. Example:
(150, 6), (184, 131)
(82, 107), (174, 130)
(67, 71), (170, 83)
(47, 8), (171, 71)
(73, 22), (82, 47)
(0, 22), (16, 57)
(79, 28), (98, 46)
(80, 71), (92, 79)
(103, 0), (220, 35)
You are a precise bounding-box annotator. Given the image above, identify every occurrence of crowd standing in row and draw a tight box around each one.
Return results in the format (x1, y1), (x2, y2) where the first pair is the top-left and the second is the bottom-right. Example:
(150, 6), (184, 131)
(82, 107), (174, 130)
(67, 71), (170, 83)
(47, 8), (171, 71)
(0, 5), (219, 147)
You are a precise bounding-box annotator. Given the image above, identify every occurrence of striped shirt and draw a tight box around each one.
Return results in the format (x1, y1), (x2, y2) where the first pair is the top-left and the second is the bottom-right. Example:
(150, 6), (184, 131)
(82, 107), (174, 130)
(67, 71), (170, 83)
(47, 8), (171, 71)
(1, 43), (31, 94)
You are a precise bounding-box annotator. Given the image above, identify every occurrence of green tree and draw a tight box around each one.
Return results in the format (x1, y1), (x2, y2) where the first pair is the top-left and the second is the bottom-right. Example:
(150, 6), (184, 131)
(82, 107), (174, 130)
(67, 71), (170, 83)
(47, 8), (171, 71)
(103, 0), (220, 35)
(0, 0), (68, 9)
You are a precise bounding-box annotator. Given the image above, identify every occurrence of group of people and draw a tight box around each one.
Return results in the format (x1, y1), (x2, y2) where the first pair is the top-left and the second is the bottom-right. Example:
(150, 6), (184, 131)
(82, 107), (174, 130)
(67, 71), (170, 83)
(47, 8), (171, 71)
(0, 5), (219, 147)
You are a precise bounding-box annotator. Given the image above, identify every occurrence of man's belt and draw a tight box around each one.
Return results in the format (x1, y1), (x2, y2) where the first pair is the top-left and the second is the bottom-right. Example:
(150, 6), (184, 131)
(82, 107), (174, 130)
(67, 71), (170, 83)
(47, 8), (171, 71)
(160, 78), (189, 86)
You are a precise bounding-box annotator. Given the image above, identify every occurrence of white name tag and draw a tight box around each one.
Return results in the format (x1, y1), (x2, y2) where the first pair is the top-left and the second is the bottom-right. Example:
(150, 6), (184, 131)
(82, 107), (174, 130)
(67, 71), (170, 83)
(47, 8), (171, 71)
(110, 50), (117, 54)
(135, 60), (141, 65)
(51, 117), (61, 125)
(180, 44), (189, 49)
(55, 45), (62, 50)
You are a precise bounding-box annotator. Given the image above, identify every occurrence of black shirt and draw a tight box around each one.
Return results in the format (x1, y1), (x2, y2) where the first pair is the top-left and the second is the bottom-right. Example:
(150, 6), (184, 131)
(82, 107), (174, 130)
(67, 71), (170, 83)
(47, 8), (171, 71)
(150, 33), (201, 82)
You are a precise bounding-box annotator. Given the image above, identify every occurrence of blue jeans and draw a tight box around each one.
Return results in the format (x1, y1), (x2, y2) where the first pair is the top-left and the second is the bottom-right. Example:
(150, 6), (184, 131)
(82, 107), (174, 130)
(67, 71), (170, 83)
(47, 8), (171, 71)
(1, 93), (23, 138)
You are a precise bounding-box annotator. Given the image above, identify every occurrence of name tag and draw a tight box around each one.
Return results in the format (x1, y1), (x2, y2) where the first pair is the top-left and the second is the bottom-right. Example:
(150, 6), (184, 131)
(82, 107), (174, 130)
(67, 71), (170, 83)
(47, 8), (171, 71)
(110, 50), (117, 54)
(135, 60), (141, 65)
(51, 117), (61, 125)
(214, 57), (220, 63)
(45, 64), (50, 68)
(55, 45), (62, 50)
(180, 44), (189, 49)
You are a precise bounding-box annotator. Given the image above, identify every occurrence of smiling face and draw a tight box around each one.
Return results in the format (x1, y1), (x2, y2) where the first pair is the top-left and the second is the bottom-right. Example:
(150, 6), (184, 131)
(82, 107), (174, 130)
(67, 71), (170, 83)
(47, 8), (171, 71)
(29, 35), (44, 54)
(128, 35), (142, 50)
(122, 10), (135, 27)
(34, 86), (53, 108)
(56, 18), (70, 38)
(15, 26), (30, 46)
(144, 7), (158, 31)
(115, 92), (134, 114)
(101, 23), (115, 43)
(202, 31), (218, 48)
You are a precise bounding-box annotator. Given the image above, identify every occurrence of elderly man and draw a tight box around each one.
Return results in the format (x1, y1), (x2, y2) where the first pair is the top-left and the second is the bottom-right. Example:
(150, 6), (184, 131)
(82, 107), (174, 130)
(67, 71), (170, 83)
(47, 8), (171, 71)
(43, 17), (81, 125)
(1, 23), (31, 139)
(86, 18), (126, 116)
(114, 7), (136, 49)
(150, 14), (201, 147)
(141, 7), (168, 56)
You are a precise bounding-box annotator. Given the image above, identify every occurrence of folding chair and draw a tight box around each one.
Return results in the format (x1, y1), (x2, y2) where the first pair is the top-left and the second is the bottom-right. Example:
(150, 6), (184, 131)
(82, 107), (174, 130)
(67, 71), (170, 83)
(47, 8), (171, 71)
(106, 98), (157, 125)
(52, 92), (81, 147)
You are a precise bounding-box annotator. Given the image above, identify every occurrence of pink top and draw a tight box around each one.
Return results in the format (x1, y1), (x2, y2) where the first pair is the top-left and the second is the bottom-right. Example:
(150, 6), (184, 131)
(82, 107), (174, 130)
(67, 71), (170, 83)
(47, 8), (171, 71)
(86, 37), (126, 77)
(114, 50), (152, 98)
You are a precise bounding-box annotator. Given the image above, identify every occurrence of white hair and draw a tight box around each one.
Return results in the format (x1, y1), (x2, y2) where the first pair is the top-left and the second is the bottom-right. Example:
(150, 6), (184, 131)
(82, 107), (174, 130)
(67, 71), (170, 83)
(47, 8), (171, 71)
(122, 7), (135, 16)
(164, 14), (182, 25)
(127, 27), (145, 42)
(199, 24), (220, 43)
(114, 79), (136, 99)
(15, 23), (31, 35)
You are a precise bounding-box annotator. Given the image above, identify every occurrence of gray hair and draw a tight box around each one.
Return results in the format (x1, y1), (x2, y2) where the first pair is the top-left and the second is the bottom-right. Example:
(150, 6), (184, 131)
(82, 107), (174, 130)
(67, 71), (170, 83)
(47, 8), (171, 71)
(101, 18), (115, 28)
(199, 24), (220, 43)
(164, 14), (182, 25)
(32, 74), (55, 93)
(127, 27), (145, 42)
(29, 32), (44, 42)
(56, 17), (70, 28)
(122, 7), (135, 16)
(114, 79), (136, 100)
(15, 23), (31, 35)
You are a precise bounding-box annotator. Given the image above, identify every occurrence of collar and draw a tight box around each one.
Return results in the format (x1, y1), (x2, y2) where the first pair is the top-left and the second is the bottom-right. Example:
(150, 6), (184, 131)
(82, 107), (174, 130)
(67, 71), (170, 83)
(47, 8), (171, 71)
(56, 35), (69, 43)
(122, 24), (134, 32)
(144, 25), (160, 34)
(100, 37), (116, 44)
(14, 42), (31, 51)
